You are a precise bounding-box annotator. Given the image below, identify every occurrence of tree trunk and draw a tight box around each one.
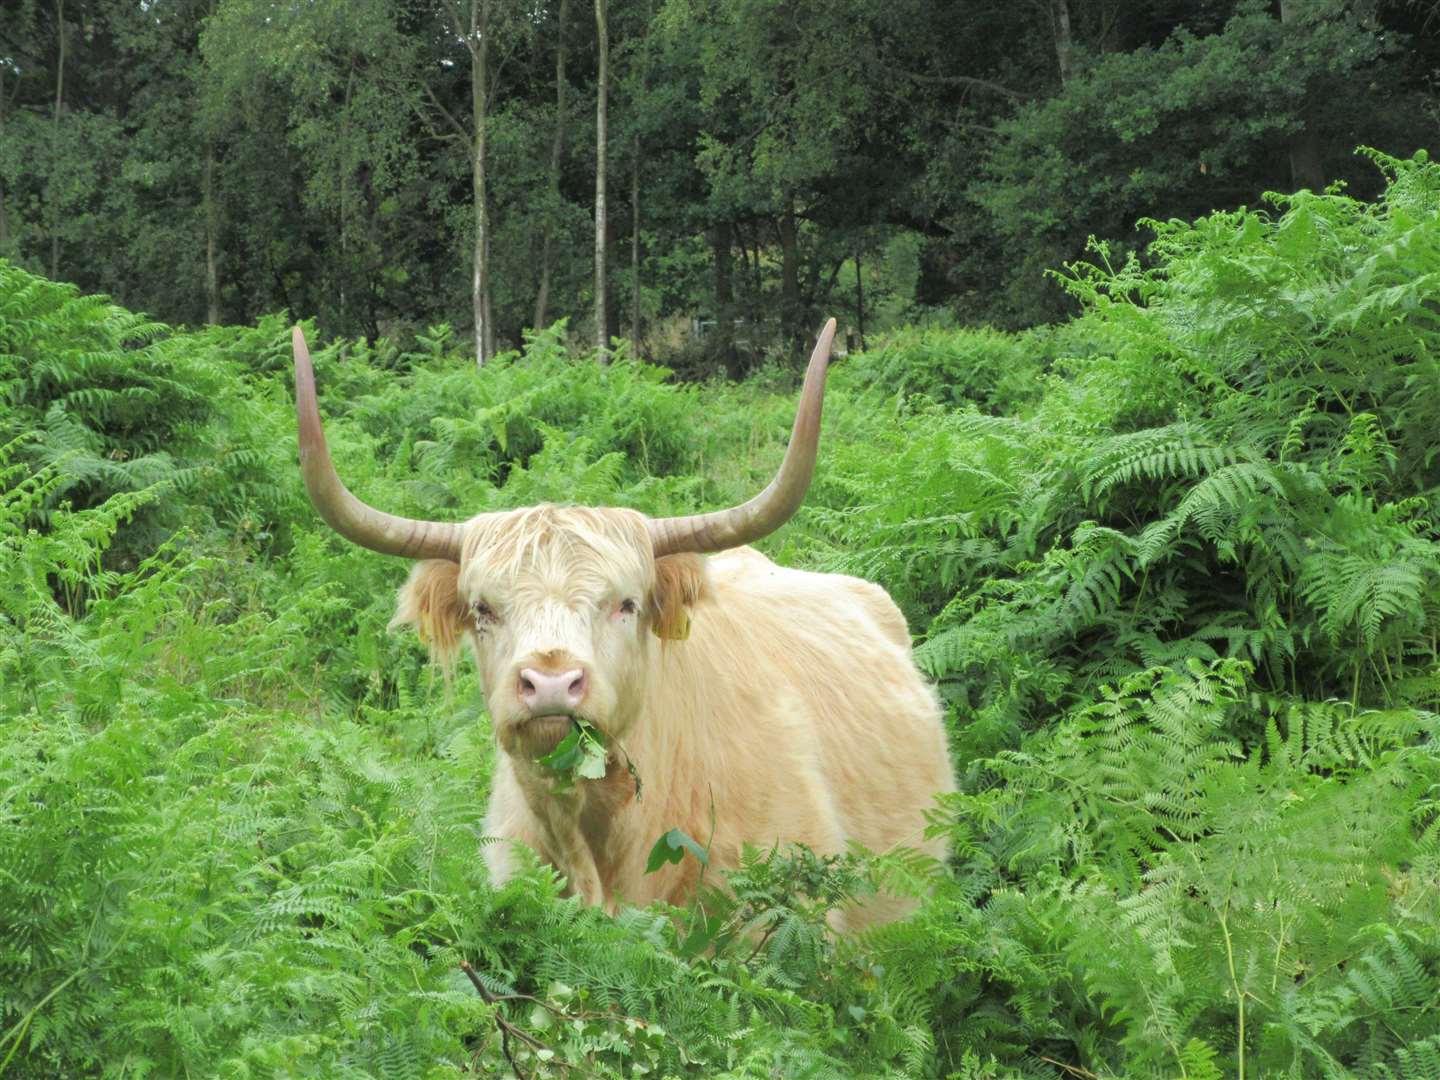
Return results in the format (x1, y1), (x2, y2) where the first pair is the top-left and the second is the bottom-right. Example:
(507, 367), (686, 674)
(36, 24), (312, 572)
(1279, 0), (1325, 191)
(50, 0), (66, 280)
(338, 68), (356, 330)
(778, 199), (800, 347)
(626, 0), (652, 355)
(630, 137), (641, 350)
(711, 224), (743, 380)
(593, 0), (609, 359)
(710, 221), (736, 374)
(1286, 121), (1325, 192)
(0, 65), (9, 254)
(745, 222), (762, 325)
(204, 141), (220, 324)
(470, 0), (495, 365)
(1052, 0), (1076, 86)
(854, 251), (866, 353)
(533, 0), (569, 332)
(604, 197), (620, 342)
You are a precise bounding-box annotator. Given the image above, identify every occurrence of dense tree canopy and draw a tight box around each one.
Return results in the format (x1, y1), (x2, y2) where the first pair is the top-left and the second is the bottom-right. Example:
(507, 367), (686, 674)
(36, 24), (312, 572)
(2, 0), (1436, 361)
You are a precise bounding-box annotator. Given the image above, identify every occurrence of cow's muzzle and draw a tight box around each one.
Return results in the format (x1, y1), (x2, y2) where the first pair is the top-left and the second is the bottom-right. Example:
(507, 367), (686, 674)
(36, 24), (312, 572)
(518, 667), (588, 715)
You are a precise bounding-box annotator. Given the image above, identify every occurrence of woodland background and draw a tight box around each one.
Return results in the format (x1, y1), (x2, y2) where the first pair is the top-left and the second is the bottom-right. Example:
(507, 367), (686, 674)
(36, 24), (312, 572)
(2, 0), (1440, 359)
(3, 1), (1440, 1078)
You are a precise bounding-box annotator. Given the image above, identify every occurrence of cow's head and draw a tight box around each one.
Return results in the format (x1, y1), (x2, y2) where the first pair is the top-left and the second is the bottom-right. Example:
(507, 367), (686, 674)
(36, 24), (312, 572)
(387, 508), (708, 757)
(291, 321), (835, 759)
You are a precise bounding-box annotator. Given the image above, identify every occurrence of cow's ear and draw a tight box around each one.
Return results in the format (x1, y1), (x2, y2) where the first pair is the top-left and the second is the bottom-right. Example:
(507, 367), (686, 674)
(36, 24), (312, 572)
(391, 559), (468, 668)
(650, 553), (707, 641)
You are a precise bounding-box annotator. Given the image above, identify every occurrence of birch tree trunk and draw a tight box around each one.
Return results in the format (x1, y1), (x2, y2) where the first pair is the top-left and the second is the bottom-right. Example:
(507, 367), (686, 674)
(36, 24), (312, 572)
(854, 250), (866, 353)
(593, 0), (609, 359)
(1280, 0), (1325, 191)
(0, 66), (9, 255)
(626, 0), (650, 354)
(1052, 0), (1075, 86)
(710, 222), (738, 377)
(337, 68), (356, 329)
(50, 0), (66, 280)
(476, 4), (494, 362)
(533, 0), (569, 332)
(778, 198), (799, 347)
(204, 142), (220, 324)
(442, 0), (499, 363)
(630, 137), (640, 349)
(472, 42), (493, 363)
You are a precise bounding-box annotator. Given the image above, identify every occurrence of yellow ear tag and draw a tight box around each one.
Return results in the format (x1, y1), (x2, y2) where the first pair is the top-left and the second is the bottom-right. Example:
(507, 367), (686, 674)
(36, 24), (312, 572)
(652, 609), (691, 641)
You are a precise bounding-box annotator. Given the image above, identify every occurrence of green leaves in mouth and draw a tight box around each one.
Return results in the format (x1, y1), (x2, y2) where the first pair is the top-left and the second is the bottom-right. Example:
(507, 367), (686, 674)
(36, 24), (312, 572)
(535, 718), (640, 798)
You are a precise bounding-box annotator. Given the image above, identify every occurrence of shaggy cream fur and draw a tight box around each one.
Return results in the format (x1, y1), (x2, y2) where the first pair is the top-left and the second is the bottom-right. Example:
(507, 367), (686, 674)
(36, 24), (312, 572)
(392, 505), (954, 927)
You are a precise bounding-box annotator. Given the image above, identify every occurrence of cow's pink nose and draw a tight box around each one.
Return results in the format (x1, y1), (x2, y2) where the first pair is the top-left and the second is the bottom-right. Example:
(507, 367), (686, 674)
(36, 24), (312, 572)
(518, 667), (588, 714)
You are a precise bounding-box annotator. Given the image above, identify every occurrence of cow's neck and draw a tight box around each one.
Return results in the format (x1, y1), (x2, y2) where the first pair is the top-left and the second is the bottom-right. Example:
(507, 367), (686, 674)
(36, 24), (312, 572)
(510, 728), (652, 910)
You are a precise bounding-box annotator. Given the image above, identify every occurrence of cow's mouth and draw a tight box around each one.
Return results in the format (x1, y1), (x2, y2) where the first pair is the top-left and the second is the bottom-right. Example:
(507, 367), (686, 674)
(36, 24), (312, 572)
(511, 714), (577, 755)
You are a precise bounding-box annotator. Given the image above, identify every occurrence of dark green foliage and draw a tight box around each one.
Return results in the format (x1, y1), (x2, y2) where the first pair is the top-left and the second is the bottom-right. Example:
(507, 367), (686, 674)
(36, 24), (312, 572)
(1, 268), (195, 516)
(813, 153), (1440, 752)
(4, 154), (1440, 1077)
(970, 0), (1427, 325)
(6, 0), (1437, 346)
(841, 325), (1052, 414)
(791, 151), (1440, 1075)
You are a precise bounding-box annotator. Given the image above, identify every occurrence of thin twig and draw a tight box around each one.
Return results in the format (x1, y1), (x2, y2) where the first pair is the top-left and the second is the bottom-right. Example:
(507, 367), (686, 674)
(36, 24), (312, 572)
(901, 69), (1030, 99)
(422, 80), (471, 146)
(742, 920), (779, 965)
(459, 960), (550, 1079)
(1037, 1056), (1103, 1080)
(461, 962), (652, 1024)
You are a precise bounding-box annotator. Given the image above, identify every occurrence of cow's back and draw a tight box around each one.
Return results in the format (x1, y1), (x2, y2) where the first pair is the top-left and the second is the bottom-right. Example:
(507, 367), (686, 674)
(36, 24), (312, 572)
(647, 546), (954, 922)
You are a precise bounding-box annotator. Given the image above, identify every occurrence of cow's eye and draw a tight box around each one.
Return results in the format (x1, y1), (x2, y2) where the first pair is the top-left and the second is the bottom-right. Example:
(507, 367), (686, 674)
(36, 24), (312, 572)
(472, 599), (499, 626)
(619, 598), (638, 616)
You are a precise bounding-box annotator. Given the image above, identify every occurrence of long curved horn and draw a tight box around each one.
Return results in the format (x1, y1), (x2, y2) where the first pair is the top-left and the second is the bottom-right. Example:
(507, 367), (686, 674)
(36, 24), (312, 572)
(293, 326), (464, 561)
(648, 318), (836, 557)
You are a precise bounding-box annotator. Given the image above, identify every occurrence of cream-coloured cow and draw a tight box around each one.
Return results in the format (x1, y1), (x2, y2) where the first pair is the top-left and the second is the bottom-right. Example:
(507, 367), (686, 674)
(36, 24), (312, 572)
(292, 321), (954, 926)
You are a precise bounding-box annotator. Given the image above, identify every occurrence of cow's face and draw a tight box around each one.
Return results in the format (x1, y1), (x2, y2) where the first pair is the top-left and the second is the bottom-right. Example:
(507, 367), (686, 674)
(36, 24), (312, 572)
(393, 506), (704, 761)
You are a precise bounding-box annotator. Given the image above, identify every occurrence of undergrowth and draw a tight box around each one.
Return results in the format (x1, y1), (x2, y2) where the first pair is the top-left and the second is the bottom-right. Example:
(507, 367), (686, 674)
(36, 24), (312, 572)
(2, 150), (1438, 1077)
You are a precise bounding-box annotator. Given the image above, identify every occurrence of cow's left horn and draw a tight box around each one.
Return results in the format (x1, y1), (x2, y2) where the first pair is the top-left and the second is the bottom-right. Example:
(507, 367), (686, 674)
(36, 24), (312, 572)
(292, 326), (464, 562)
(648, 318), (836, 558)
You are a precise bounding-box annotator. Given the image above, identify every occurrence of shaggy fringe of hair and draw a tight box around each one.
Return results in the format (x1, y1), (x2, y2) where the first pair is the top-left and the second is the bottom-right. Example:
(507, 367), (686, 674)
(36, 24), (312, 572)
(391, 507), (709, 666)
(460, 505), (653, 584)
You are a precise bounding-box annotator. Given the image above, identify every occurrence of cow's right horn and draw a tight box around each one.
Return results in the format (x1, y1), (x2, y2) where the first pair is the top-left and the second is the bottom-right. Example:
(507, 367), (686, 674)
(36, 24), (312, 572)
(292, 326), (464, 562)
(648, 318), (836, 558)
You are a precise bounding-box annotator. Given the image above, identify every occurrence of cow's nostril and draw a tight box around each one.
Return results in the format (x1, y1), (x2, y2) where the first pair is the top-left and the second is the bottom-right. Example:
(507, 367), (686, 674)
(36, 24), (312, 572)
(519, 674), (537, 698)
(567, 671), (588, 703)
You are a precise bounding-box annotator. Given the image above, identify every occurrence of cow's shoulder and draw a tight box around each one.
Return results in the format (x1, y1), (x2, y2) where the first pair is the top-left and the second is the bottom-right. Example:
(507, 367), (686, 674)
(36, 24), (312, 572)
(706, 547), (912, 651)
